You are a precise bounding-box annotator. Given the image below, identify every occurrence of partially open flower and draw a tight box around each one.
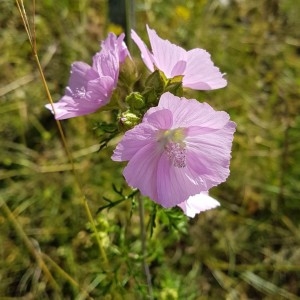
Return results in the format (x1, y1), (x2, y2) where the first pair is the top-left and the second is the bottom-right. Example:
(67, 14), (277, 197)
(131, 25), (227, 90)
(46, 33), (130, 120)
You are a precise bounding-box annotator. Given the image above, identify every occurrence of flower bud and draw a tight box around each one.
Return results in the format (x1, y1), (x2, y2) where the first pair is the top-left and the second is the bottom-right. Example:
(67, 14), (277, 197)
(119, 111), (141, 130)
(142, 88), (159, 106)
(145, 70), (166, 94)
(118, 56), (139, 88)
(125, 92), (145, 110)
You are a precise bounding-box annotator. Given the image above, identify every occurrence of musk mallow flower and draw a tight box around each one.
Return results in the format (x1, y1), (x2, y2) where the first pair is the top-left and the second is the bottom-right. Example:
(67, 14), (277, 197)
(131, 25), (227, 90)
(46, 33), (129, 120)
(112, 92), (236, 211)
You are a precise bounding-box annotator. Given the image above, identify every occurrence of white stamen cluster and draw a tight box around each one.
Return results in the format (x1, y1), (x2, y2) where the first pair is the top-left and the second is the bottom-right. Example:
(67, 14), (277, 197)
(165, 142), (186, 168)
(72, 87), (86, 99)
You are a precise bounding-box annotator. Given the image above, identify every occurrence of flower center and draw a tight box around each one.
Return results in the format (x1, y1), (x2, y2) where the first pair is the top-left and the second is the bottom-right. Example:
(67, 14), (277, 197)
(165, 142), (186, 168)
(72, 87), (87, 99)
(157, 128), (187, 168)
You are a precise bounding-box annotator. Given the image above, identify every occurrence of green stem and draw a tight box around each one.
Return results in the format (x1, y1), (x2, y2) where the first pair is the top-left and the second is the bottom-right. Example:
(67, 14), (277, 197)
(125, 0), (135, 51)
(137, 193), (153, 299)
(15, 0), (108, 269)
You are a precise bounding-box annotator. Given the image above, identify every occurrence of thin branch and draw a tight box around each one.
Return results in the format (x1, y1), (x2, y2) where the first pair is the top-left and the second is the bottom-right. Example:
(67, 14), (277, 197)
(138, 193), (153, 299)
(15, 0), (109, 269)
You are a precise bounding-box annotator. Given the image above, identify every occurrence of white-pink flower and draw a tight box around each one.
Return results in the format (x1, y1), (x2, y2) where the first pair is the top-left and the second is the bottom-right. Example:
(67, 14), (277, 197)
(46, 33), (130, 120)
(131, 25), (227, 90)
(112, 92), (236, 214)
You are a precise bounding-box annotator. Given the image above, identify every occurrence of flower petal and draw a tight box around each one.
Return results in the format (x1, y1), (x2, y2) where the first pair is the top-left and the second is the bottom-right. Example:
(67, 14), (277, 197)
(143, 108), (173, 130)
(177, 192), (220, 217)
(146, 25), (187, 78)
(112, 123), (157, 161)
(131, 29), (155, 72)
(92, 50), (119, 82)
(123, 142), (163, 201)
(156, 153), (206, 207)
(185, 121), (236, 188)
(171, 60), (187, 77)
(183, 49), (227, 90)
(101, 33), (130, 63)
(64, 62), (96, 97)
(45, 95), (103, 120)
(87, 77), (115, 103)
(158, 92), (230, 129)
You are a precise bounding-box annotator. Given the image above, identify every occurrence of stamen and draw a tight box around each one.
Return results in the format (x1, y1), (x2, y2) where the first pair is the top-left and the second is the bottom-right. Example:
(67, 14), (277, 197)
(165, 142), (186, 168)
(72, 87), (87, 99)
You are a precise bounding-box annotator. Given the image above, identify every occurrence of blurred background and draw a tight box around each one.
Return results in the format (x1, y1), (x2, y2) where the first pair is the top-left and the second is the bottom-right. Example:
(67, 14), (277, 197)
(1, 0), (300, 299)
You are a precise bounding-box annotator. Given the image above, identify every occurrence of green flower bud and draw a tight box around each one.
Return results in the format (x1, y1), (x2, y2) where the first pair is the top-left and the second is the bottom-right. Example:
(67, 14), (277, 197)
(142, 88), (159, 106)
(160, 288), (178, 300)
(118, 57), (139, 88)
(126, 92), (145, 110)
(119, 111), (141, 130)
(145, 70), (166, 94)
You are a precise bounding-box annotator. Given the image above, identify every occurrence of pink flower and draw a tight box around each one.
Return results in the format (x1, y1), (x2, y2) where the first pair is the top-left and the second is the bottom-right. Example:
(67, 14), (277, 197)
(177, 192), (220, 217)
(112, 92), (236, 210)
(131, 25), (227, 90)
(46, 33), (129, 120)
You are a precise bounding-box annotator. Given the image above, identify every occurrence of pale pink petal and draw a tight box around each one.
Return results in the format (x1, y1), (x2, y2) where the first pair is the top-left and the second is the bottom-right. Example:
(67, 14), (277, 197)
(101, 33), (130, 63)
(116, 33), (131, 62)
(45, 95), (104, 120)
(155, 92), (197, 128)
(143, 108), (173, 130)
(92, 50), (119, 82)
(170, 60), (187, 77)
(156, 153), (207, 207)
(185, 122), (236, 188)
(87, 77), (115, 103)
(186, 150), (228, 190)
(123, 142), (163, 201)
(177, 192), (220, 217)
(146, 25), (187, 79)
(131, 29), (155, 72)
(64, 62), (96, 98)
(112, 123), (157, 161)
(183, 49), (227, 90)
(158, 92), (230, 129)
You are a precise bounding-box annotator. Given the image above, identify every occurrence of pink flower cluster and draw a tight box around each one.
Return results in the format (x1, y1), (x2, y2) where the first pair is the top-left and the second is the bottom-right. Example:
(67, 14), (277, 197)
(46, 26), (236, 217)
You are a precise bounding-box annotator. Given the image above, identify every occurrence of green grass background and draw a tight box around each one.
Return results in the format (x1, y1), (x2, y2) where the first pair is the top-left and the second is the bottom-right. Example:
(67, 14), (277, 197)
(1, 0), (300, 299)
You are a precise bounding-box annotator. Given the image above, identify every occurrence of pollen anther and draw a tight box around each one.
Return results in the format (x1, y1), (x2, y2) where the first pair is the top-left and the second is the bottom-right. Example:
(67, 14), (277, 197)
(165, 142), (186, 168)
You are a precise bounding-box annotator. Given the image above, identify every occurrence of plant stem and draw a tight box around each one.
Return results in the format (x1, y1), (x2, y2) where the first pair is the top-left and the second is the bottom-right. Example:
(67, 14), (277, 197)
(15, 0), (108, 269)
(137, 194), (153, 299)
(125, 0), (135, 51)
